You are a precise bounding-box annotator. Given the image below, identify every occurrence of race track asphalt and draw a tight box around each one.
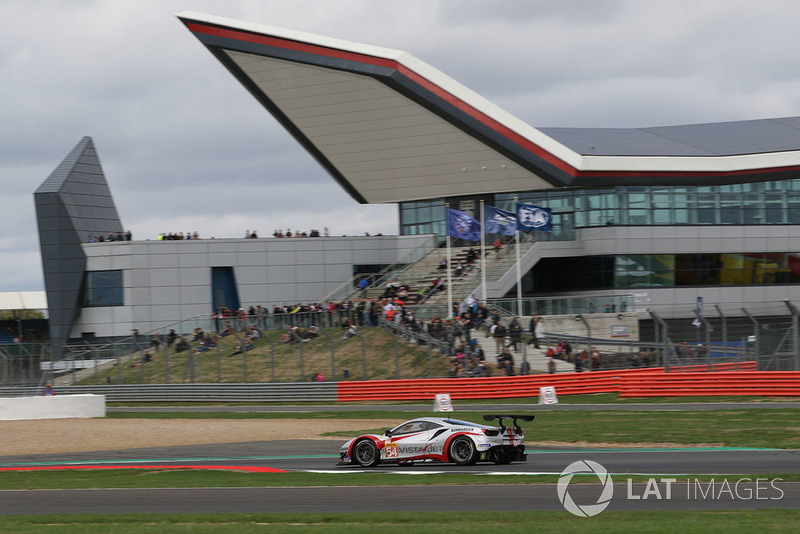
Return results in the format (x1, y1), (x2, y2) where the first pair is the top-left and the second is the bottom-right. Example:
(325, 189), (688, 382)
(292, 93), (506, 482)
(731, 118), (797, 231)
(0, 439), (798, 514)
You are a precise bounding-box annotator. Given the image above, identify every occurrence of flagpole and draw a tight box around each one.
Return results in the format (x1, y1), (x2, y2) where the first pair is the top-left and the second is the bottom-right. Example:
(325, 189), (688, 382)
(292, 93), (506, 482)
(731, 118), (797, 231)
(445, 203), (453, 320)
(480, 199), (487, 304)
(514, 198), (522, 318)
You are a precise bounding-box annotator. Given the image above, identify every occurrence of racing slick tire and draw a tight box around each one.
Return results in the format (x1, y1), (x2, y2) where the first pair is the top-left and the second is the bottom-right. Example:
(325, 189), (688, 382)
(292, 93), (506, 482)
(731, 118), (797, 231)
(353, 439), (380, 468)
(449, 436), (478, 466)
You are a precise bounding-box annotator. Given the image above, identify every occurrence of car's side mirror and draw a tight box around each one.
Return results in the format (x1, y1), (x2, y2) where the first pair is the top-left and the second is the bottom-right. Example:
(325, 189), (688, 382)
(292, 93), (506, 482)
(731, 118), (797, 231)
(384, 429), (393, 437)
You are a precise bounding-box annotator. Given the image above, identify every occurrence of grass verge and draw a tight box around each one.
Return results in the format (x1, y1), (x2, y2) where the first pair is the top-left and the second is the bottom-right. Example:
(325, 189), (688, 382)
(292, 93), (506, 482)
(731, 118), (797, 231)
(0, 470), (798, 490)
(107, 408), (800, 449)
(0, 510), (798, 533)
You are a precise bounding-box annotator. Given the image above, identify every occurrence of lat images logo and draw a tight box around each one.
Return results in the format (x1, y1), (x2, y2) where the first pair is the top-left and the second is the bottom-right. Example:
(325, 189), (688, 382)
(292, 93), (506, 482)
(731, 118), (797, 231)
(557, 460), (614, 517)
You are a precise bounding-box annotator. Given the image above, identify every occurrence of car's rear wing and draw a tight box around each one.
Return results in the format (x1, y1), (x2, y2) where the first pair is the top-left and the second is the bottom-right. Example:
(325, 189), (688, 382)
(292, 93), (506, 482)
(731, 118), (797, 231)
(483, 414), (535, 433)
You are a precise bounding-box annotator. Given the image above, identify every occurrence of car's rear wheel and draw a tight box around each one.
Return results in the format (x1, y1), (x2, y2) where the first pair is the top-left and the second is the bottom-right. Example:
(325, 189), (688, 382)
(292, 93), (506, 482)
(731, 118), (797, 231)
(449, 436), (478, 466)
(353, 439), (380, 467)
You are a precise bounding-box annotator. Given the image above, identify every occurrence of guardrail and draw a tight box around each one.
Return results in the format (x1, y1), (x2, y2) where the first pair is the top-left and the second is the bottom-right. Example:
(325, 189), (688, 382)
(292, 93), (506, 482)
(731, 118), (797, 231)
(4, 361), (792, 403)
(336, 362), (763, 401)
(0, 383), (337, 403)
(618, 371), (800, 397)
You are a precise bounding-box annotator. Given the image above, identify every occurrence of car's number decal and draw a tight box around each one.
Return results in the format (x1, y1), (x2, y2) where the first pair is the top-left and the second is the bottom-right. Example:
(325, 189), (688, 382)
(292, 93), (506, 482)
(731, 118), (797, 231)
(384, 442), (399, 458)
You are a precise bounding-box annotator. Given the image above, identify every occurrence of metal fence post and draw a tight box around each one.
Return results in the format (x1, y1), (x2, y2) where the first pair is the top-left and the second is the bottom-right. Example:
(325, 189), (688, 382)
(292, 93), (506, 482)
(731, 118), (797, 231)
(784, 300), (800, 371)
(350, 328), (367, 380)
(649, 310), (670, 372)
(289, 329), (305, 381)
(316, 327), (337, 383)
(694, 311), (712, 370)
(741, 307), (760, 370)
(714, 304), (728, 361)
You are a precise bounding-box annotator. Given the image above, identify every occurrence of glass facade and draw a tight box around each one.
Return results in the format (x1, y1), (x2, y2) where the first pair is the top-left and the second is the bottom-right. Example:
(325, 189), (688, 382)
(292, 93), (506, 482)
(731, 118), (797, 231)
(398, 178), (800, 234)
(399, 200), (446, 237)
(529, 252), (800, 292)
(397, 178), (800, 291)
(82, 270), (124, 307)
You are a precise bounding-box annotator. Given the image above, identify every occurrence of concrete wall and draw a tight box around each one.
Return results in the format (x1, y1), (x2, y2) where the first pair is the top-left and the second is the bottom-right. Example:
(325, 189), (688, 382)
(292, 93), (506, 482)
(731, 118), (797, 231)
(74, 234), (433, 338)
(0, 394), (106, 421)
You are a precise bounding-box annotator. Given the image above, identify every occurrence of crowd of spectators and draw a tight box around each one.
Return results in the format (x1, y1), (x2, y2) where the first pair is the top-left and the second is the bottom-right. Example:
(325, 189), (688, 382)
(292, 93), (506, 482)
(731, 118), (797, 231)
(87, 230), (132, 242)
(158, 232), (200, 240)
(272, 228), (328, 238)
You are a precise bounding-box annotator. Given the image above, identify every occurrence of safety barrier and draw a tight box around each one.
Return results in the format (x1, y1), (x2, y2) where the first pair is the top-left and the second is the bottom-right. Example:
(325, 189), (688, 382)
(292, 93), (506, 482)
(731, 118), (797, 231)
(0, 383), (338, 403)
(2, 362), (785, 403)
(618, 371), (800, 397)
(337, 362), (773, 402)
(668, 361), (757, 372)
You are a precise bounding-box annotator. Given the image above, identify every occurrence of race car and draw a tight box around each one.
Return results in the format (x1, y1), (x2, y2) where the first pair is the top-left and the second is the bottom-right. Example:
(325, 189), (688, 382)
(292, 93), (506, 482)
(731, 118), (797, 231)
(338, 414), (535, 467)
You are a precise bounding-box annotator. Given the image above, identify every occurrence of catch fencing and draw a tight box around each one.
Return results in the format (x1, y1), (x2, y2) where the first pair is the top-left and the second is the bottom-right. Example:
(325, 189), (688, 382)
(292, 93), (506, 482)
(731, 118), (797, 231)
(3, 363), (797, 402)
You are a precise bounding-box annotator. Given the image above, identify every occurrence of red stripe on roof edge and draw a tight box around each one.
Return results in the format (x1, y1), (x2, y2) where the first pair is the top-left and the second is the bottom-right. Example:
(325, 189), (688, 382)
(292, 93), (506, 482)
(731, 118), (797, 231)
(186, 20), (800, 182)
(185, 21), (578, 177)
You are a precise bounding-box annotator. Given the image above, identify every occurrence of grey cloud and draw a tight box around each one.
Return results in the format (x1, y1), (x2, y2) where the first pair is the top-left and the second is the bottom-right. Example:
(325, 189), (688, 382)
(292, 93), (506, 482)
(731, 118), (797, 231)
(3, 0), (800, 292)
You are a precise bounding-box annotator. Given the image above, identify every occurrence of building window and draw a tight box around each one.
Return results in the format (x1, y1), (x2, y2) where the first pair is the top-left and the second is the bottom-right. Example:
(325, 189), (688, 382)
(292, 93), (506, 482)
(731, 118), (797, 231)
(82, 270), (123, 307)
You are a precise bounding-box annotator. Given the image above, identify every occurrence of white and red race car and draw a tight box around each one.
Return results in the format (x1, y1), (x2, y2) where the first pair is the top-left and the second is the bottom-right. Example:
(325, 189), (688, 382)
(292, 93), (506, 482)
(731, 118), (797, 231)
(338, 414), (535, 467)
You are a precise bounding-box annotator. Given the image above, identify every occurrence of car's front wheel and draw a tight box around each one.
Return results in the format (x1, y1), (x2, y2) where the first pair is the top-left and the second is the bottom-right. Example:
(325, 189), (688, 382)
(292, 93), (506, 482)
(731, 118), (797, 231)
(353, 439), (380, 467)
(449, 436), (478, 466)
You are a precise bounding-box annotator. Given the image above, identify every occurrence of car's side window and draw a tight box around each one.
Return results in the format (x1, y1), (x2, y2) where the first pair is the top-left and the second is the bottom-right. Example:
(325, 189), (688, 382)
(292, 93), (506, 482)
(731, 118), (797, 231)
(391, 421), (427, 435)
(424, 422), (442, 431)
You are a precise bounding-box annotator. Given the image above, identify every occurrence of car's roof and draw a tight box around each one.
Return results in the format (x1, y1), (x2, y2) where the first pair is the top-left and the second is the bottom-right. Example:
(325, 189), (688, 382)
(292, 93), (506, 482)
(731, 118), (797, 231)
(409, 417), (487, 427)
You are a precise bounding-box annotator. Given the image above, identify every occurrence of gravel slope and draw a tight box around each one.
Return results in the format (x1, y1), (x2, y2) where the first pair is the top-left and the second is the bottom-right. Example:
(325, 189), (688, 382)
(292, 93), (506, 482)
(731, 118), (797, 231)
(0, 418), (402, 455)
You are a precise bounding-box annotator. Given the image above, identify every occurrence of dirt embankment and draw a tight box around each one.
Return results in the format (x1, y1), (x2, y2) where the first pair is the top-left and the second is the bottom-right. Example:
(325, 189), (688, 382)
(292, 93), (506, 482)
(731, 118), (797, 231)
(0, 418), (402, 456)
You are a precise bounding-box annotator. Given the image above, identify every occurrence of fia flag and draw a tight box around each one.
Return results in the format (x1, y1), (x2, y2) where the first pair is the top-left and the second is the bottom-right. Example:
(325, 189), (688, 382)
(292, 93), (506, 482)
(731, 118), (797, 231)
(484, 205), (517, 236)
(447, 208), (481, 241)
(516, 203), (552, 231)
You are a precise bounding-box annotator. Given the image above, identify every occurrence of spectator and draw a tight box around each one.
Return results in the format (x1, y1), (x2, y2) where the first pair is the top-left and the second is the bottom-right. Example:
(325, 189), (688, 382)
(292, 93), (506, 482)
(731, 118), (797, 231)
(497, 347), (515, 376)
(507, 318), (522, 352)
(676, 341), (693, 359)
(528, 314), (542, 349)
(563, 340), (573, 362)
(228, 341), (243, 357)
(174, 337), (190, 353)
(492, 321), (507, 354)
(591, 346), (601, 370)
(342, 318), (357, 339)
(191, 328), (204, 341)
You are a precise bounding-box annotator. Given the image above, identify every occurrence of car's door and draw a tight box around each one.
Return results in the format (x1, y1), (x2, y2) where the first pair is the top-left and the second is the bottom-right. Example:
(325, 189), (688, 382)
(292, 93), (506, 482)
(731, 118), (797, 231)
(383, 420), (434, 460)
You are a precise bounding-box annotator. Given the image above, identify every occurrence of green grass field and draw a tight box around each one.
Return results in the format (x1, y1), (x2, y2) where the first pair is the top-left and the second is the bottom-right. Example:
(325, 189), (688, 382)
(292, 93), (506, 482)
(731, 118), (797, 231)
(1, 510), (798, 533)
(105, 407), (800, 449)
(3, 403), (798, 531)
(76, 326), (452, 385)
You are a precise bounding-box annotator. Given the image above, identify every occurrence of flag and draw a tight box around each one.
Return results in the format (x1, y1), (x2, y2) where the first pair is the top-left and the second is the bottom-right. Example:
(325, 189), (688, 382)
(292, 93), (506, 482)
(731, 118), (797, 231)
(484, 205), (517, 236)
(447, 208), (481, 241)
(692, 296), (703, 327)
(516, 203), (552, 231)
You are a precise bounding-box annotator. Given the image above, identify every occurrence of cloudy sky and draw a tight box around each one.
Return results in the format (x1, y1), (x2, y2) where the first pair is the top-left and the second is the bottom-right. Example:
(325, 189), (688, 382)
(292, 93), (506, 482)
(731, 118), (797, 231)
(3, 0), (800, 292)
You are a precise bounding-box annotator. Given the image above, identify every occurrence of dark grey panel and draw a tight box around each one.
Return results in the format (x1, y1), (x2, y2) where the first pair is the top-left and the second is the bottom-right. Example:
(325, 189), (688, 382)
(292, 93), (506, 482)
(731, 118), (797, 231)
(540, 116), (800, 157)
(34, 137), (123, 359)
(540, 127), (714, 156)
(60, 181), (115, 196)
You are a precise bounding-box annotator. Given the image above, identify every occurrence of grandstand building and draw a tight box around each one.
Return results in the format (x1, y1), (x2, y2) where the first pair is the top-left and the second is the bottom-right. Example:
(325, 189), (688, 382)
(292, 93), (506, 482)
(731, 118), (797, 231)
(35, 11), (800, 356)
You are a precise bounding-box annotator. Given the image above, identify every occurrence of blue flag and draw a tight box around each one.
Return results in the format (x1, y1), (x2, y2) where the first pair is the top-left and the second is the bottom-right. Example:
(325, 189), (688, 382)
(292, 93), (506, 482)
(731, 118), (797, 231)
(484, 205), (517, 236)
(447, 208), (481, 241)
(516, 203), (552, 231)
